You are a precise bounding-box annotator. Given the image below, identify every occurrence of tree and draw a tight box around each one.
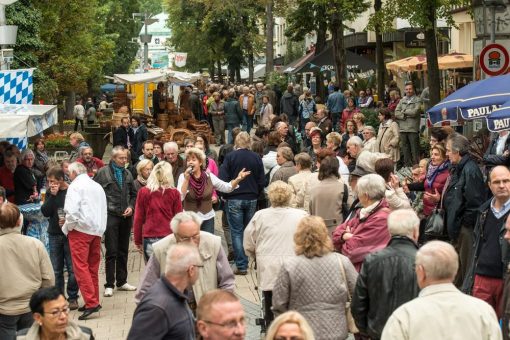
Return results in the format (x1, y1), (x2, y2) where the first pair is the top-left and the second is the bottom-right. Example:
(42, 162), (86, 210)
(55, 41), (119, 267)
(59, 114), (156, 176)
(265, 0), (274, 76)
(369, 0), (470, 106)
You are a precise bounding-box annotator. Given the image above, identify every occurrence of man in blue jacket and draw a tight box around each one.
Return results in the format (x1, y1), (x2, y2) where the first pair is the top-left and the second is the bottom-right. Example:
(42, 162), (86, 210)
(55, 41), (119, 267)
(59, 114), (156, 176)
(326, 85), (345, 132)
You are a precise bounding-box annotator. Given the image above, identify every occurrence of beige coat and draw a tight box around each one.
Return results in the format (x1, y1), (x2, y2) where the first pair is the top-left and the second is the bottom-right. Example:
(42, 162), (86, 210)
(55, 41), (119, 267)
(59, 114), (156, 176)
(382, 283), (501, 340)
(0, 227), (54, 315)
(17, 321), (91, 340)
(289, 170), (313, 209)
(271, 161), (298, 184)
(244, 207), (308, 291)
(363, 137), (378, 153)
(377, 119), (400, 162)
(309, 177), (351, 232)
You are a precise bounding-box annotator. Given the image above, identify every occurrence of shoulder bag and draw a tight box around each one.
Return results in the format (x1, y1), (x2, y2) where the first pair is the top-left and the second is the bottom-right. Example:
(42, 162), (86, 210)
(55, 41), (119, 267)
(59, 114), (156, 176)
(341, 183), (350, 220)
(337, 254), (359, 334)
(424, 199), (445, 238)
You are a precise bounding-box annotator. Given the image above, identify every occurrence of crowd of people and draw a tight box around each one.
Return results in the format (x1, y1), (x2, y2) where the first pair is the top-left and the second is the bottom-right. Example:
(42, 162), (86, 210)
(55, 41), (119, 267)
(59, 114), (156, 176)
(0, 78), (510, 340)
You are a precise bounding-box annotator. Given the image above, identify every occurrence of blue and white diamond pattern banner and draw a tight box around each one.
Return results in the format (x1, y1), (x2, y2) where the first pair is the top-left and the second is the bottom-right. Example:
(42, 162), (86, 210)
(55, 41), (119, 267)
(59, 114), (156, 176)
(0, 68), (34, 104)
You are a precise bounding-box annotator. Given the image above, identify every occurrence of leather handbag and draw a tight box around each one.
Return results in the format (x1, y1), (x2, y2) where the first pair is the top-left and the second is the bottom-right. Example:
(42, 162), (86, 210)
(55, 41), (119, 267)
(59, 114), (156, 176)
(424, 207), (445, 237)
(337, 254), (359, 334)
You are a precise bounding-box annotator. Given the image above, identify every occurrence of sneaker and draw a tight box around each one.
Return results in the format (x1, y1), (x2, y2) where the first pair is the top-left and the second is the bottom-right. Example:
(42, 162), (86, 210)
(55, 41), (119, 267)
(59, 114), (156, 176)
(104, 287), (114, 297)
(234, 269), (248, 276)
(117, 283), (137, 291)
(68, 299), (79, 311)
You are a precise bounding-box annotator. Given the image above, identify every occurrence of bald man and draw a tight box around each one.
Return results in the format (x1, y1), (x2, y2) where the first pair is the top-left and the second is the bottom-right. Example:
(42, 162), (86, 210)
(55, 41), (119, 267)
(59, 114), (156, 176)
(462, 165), (510, 318)
(382, 241), (501, 340)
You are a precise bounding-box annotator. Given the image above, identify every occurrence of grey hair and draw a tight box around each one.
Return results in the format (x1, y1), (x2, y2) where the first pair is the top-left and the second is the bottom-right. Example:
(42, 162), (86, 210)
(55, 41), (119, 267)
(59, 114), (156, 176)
(356, 174), (386, 201)
(416, 241), (458, 281)
(135, 159), (154, 177)
(164, 243), (201, 276)
(111, 145), (126, 158)
(364, 126), (376, 135)
(347, 136), (363, 147)
(277, 146), (294, 162)
(163, 141), (179, 153)
(275, 121), (288, 131)
(20, 149), (34, 160)
(68, 162), (87, 176)
(170, 211), (202, 234)
(447, 132), (470, 156)
(388, 209), (420, 237)
(79, 146), (93, 157)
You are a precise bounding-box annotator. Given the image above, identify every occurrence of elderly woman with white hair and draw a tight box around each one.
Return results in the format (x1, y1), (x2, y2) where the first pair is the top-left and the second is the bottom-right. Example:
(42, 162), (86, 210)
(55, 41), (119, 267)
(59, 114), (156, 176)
(362, 126), (378, 152)
(333, 174), (391, 271)
(133, 162), (183, 261)
(244, 181), (308, 329)
(177, 147), (250, 234)
(14, 149), (38, 205)
(133, 159), (154, 194)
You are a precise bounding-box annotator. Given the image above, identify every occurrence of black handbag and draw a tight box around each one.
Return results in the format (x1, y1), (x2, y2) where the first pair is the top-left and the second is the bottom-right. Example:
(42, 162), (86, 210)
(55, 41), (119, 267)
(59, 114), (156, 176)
(424, 205), (445, 237)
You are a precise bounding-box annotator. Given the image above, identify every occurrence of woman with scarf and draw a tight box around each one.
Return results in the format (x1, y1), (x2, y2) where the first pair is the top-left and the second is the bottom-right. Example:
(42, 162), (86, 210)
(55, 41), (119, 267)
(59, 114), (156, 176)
(33, 138), (49, 189)
(133, 159), (153, 195)
(376, 109), (400, 164)
(177, 147), (250, 234)
(133, 162), (182, 262)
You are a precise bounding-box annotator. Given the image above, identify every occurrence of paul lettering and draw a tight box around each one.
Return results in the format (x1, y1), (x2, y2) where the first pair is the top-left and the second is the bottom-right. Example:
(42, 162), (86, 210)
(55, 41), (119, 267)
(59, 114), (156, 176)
(466, 106), (492, 118)
(494, 118), (510, 130)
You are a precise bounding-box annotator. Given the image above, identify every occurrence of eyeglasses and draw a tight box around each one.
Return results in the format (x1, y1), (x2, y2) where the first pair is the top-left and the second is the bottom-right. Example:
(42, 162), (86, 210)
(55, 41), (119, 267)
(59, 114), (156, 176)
(202, 318), (246, 329)
(193, 264), (204, 268)
(275, 337), (304, 340)
(176, 233), (200, 243)
(44, 306), (70, 318)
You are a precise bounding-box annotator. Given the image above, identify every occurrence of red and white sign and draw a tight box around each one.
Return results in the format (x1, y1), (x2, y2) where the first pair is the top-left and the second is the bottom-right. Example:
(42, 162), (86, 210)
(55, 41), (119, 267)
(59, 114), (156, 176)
(174, 52), (187, 68)
(479, 43), (510, 77)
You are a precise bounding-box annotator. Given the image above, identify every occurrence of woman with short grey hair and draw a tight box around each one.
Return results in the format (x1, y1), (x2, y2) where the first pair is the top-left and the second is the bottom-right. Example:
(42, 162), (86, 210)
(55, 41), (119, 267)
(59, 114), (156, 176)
(333, 174), (391, 271)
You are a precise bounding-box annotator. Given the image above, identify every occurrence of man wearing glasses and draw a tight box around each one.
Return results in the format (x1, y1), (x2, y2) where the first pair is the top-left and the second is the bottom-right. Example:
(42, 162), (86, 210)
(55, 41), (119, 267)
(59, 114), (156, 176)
(135, 212), (235, 312)
(197, 290), (246, 340)
(128, 244), (202, 339)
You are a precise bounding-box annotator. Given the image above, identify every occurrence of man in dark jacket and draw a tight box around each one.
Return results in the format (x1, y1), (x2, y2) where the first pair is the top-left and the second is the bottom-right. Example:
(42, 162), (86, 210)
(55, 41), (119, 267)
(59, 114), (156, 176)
(130, 116), (148, 162)
(112, 117), (134, 150)
(483, 131), (510, 175)
(94, 146), (137, 297)
(128, 243), (200, 339)
(220, 132), (265, 275)
(326, 85), (345, 131)
(224, 89), (243, 144)
(190, 87), (204, 121)
(462, 166), (510, 318)
(444, 133), (487, 286)
(280, 85), (299, 127)
(352, 209), (420, 340)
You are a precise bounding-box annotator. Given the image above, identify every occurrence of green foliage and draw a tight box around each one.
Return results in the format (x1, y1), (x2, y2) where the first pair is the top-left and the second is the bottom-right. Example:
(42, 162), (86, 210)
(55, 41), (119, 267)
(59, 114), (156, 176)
(265, 71), (288, 90)
(360, 108), (380, 131)
(139, 0), (163, 15)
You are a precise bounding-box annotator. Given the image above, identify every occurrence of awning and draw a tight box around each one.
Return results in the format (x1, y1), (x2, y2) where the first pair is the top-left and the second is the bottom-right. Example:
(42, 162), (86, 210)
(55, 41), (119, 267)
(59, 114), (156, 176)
(113, 69), (202, 85)
(386, 53), (473, 73)
(0, 104), (58, 138)
(282, 50), (316, 74)
(291, 46), (377, 78)
(240, 64), (266, 80)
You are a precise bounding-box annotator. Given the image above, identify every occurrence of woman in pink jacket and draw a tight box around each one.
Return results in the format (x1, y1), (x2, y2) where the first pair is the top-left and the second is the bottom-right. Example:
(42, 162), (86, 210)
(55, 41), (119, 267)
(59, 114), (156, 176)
(332, 174), (391, 271)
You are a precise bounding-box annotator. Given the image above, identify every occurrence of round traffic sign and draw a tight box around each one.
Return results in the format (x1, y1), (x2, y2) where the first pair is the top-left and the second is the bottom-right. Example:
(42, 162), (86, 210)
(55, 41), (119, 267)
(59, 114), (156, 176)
(480, 43), (510, 77)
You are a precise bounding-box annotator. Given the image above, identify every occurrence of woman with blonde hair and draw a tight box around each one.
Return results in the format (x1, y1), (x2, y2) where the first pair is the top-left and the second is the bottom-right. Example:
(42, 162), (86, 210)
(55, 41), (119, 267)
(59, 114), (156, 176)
(133, 161), (182, 261)
(133, 159), (153, 194)
(266, 311), (315, 340)
(272, 216), (358, 340)
(244, 181), (308, 329)
(177, 147), (250, 234)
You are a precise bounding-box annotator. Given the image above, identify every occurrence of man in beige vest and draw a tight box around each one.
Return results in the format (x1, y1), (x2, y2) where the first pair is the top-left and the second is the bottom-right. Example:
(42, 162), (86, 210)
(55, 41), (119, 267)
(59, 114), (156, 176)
(135, 211), (235, 310)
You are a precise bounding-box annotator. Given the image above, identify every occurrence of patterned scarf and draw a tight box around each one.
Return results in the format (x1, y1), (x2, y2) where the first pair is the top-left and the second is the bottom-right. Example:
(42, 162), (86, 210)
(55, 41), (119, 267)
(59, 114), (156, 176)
(425, 160), (450, 189)
(189, 170), (208, 208)
(111, 162), (124, 187)
(136, 174), (147, 186)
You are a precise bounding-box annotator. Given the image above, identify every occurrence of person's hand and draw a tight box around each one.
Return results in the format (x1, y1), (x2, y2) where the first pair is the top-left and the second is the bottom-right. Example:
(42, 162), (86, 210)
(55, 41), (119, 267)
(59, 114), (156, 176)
(49, 183), (59, 196)
(122, 207), (133, 217)
(58, 218), (65, 227)
(212, 196), (218, 204)
(424, 189), (441, 203)
(135, 244), (143, 254)
(236, 168), (251, 181)
(402, 183), (410, 194)
(389, 174), (400, 189)
(342, 232), (353, 241)
(504, 150), (510, 157)
(183, 166), (193, 181)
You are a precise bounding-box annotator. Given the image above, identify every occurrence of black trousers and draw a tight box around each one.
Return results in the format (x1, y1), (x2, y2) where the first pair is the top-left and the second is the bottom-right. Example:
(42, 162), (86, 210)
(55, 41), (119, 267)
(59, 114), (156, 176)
(74, 118), (84, 131)
(0, 312), (32, 340)
(104, 214), (132, 288)
(262, 290), (274, 327)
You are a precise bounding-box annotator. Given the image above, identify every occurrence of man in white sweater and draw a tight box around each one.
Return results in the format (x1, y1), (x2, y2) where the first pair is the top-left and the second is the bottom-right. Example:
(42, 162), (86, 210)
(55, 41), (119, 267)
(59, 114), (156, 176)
(63, 162), (107, 320)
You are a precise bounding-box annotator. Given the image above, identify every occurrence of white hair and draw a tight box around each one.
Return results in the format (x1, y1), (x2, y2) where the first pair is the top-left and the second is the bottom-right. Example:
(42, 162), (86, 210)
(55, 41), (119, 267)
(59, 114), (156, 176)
(135, 159), (153, 176)
(416, 241), (458, 281)
(21, 149), (34, 160)
(387, 209), (420, 237)
(111, 145), (126, 158)
(68, 162), (87, 176)
(170, 211), (202, 234)
(165, 243), (201, 276)
(275, 121), (287, 131)
(163, 141), (179, 153)
(356, 174), (386, 201)
(347, 136), (363, 147)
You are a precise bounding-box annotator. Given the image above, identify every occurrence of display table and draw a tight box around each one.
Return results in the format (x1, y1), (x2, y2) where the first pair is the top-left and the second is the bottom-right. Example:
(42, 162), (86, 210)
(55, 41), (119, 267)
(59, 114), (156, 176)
(18, 203), (49, 252)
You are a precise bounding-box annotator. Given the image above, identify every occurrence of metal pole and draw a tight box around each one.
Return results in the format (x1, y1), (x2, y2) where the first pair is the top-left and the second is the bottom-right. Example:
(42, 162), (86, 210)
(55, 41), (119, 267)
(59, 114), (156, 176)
(0, 5), (6, 26)
(490, 5), (496, 43)
(143, 13), (149, 115)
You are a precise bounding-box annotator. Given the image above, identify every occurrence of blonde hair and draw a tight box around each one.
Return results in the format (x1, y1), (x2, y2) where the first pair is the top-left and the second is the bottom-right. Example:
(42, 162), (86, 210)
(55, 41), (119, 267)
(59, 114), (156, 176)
(146, 161), (174, 192)
(266, 311), (315, 340)
(185, 147), (206, 170)
(267, 181), (293, 207)
(235, 131), (251, 149)
(135, 159), (153, 177)
(326, 132), (342, 147)
(69, 132), (84, 142)
(294, 216), (333, 258)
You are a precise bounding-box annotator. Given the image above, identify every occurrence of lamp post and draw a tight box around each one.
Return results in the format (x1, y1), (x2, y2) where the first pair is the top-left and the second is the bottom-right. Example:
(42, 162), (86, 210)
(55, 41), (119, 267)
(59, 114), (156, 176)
(133, 12), (158, 115)
(483, 0), (506, 43)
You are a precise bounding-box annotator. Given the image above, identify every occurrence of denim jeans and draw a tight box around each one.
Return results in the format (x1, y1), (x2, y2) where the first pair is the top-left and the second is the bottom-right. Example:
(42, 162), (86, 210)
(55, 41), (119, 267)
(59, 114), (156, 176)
(143, 237), (164, 262)
(48, 233), (79, 300)
(201, 217), (215, 234)
(0, 312), (32, 340)
(226, 199), (257, 271)
(242, 110), (253, 133)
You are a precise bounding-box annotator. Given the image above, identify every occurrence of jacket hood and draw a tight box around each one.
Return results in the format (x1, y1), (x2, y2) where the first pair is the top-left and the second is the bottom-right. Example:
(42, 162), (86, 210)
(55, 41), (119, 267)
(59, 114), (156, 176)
(282, 92), (294, 98)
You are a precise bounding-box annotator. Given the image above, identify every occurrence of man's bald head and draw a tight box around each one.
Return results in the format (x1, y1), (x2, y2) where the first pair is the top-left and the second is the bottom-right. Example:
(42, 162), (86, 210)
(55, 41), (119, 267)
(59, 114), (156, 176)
(415, 241), (458, 288)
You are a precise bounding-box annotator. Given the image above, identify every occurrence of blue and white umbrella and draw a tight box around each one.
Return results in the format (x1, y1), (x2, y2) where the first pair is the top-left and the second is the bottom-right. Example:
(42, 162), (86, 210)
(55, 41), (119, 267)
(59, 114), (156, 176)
(427, 74), (510, 126)
(487, 99), (510, 131)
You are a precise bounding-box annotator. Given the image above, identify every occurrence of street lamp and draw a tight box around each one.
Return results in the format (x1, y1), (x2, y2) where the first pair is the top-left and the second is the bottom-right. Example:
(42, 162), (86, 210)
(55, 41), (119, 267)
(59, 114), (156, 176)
(133, 12), (158, 115)
(483, 0), (506, 43)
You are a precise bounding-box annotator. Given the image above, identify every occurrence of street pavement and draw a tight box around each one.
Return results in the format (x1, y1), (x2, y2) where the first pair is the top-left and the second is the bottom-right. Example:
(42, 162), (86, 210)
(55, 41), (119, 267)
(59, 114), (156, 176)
(66, 215), (263, 340)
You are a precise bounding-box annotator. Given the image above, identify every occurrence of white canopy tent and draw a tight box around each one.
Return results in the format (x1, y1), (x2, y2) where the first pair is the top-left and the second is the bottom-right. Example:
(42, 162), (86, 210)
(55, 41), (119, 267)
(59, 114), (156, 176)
(113, 69), (202, 85)
(0, 104), (58, 138)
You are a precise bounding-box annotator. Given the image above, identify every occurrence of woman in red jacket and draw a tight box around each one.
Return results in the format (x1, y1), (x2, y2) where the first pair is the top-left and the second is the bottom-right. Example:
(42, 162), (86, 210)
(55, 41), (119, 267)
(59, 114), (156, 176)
(133, 161), (183, 262)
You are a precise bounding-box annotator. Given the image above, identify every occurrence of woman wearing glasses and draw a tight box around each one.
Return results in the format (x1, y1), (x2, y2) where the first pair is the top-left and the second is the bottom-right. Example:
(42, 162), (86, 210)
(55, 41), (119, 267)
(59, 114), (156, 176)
(17, 286), (93, 339)
(266, 311), (315, 340)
